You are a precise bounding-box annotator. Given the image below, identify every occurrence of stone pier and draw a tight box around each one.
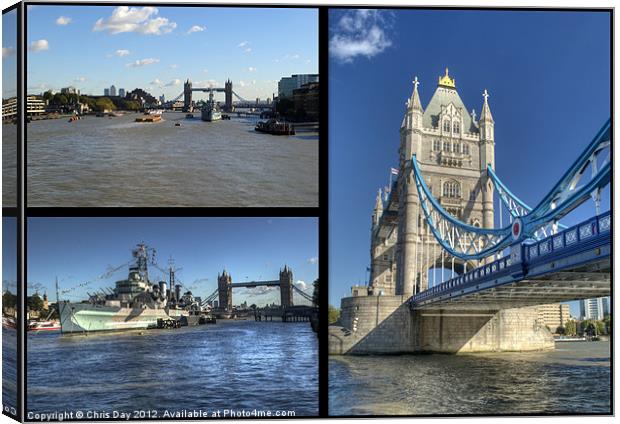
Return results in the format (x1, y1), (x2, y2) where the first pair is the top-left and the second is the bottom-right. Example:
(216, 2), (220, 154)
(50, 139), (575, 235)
(329, 295), (554, 355)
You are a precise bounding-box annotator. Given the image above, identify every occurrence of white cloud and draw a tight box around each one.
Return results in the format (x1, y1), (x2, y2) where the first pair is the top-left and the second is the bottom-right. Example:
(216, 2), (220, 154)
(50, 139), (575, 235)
(308, 257), (319, 265)
(295, 280), (308, 291)
(245, 286), (277, 296)
(165, 79), (181, 87)
(247, 66), (257, 72)
(237, 41), (249, 48)
(238, 80), (246, 87)
(330, 10), (392, 63)
(244, 47), (252, 53)
(2, 47), (15, 58)
(169, 64), (178, 69)
(74, 76), (87, 82)
(56, 16), (72, 26)
(187, 25), (205, 34)
(93, 6), (176, 35)
(237, 41), (252, 53)
(115, 49), (130, 57)
(126, 58), (159, 67)
(203, 68), (208, 74)
(29, 39), (49, 52)
(150, 78), (163, 85)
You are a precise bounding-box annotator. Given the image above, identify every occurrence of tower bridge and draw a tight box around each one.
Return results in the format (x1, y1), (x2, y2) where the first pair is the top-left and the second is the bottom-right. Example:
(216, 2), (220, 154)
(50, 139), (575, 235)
(330, 69), (610, 355)
(165, 79), (273, 112)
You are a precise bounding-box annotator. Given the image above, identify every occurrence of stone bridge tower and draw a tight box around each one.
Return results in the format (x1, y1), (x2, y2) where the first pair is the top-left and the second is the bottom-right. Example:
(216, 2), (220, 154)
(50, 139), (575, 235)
(369, 69), (495, 298)
(183, 78), (193, 112)
(225, 79), (233, 112)
(217, 269), (232, 311)
(279, 266), (293, 308)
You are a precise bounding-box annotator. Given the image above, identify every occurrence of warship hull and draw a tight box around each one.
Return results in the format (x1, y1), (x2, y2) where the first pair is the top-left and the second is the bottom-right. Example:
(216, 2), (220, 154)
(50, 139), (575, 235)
(59, 302), (184, 334)
(201, 108), (221, 122)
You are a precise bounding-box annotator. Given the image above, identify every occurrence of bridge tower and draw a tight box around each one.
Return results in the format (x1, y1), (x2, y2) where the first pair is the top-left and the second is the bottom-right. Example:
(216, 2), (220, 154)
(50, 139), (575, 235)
(225, 79), (233, 112)
(370, 69), (495, 298)
(279, 266), (293, 308)
(217, 269), (232, 311)
(183, 79), (193, 112)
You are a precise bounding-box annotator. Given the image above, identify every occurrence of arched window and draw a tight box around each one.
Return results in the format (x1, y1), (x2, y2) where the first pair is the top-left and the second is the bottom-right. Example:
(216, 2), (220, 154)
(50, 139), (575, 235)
(433, 139), (441, 151)
(453, 121), (460, 134)
(463, 143), (470, 155)
(443, 180), (461, 198)
(454, 142), (461, 153)
(443, 120), (450, 132)
(443, 140), (450, 151)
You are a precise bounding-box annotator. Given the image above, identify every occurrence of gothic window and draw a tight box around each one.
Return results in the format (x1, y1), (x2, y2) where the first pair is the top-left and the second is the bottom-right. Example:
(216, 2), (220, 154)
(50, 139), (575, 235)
(443, 119), (450, 132)
(443, 180), (461, 198)
(385, 271), (392, 283)
(454, 142), (461, 153)
(443, 140), (450, 151)
(383, 254), (389, 261)
(463, 143), (470, 155)
(433, 139), (441, 151)
(453, 121), (460, 134)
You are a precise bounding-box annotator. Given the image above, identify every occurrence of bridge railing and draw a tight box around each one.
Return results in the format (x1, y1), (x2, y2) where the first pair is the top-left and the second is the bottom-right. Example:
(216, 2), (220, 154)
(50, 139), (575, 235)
(409, 210), (611, 307)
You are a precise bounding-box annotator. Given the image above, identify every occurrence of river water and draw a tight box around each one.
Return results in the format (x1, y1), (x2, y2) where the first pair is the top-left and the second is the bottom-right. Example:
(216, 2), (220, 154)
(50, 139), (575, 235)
(329, 341), (610, 415)
(27, 112), (318, 207)
(3, 123), (17, 207)
(2, 328), (17, 415)
(27, 321), (318, 419)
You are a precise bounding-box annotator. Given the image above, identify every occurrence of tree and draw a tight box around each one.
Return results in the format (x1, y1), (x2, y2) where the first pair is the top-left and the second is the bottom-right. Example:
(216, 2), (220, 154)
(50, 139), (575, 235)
(93, 97), (116, 112)
(595, 320), (605, 336)
(604, 315), (611, 334)
(564, 320), (577, 336)
(328, 305), (340, 324)
(312, 278), (319, 307)
(2, 290), (16, 310)
(556, 326), (565, 335)
(27, 294), (44, 312)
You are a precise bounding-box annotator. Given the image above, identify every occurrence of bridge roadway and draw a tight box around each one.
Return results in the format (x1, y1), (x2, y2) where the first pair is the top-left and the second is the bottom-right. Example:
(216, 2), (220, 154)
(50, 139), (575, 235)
(230, 280), (279, 288)
(410, 211), (611, 310)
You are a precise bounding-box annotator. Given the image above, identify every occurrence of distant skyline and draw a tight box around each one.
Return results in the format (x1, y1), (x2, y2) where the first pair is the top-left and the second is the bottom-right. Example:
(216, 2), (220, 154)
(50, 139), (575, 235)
(328, 9), (611, 317)
(27, 218), (318, 307)
(3, 9), (17, 99)
(26, 5), (318, 100)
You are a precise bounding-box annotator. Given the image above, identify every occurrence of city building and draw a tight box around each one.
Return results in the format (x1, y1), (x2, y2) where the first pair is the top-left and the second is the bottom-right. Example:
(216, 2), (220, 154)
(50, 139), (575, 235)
(119, 88), (126, 98)
(60, 86), (79, 95)
(278, 74), (319, 99)
(26, 96), (47, 117)
(351, 285), (369, 297)
(104, 88), (110, 96)
(2, 97), (17, 121)
(537, 303), (570, 332)
(602, 296), (610, 316)
(580, 297), (606, 320)
(159, 94), (165, 104)
(110, 85), (117, 97)
(293, 82), (319, 121)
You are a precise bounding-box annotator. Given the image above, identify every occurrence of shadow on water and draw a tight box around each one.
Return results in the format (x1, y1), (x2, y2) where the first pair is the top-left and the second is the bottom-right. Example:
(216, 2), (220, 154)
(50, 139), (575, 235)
(329, 341), (611, 416)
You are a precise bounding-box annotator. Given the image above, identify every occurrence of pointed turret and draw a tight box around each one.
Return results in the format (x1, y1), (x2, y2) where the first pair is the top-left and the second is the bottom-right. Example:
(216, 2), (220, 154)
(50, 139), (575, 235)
(372, 188), (384, 227)
(409, 76), (423, 112)
(479, 89), (494, 143)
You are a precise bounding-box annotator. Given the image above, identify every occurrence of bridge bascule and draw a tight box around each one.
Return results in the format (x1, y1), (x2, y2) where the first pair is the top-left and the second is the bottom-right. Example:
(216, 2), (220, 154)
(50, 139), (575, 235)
(330, 70), (610, 355)
(200, 266), (314, 317)
(166, 79), (273, 112)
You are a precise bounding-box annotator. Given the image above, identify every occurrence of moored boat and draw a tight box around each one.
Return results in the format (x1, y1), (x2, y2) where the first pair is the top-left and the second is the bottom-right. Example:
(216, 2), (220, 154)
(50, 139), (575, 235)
(28, 320), (61, 332)
(255, 119), (295, 135)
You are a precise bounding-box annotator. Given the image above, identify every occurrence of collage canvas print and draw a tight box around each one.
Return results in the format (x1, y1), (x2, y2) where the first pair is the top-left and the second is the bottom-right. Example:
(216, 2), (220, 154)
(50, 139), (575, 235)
(0, 1), (614, 422)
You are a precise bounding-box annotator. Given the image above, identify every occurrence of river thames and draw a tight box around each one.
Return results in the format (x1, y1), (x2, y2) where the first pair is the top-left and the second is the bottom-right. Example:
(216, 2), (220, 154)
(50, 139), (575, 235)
(27, 112), (318, 207)
(27, 321), (318, 418)
(329, 341), (610, 415)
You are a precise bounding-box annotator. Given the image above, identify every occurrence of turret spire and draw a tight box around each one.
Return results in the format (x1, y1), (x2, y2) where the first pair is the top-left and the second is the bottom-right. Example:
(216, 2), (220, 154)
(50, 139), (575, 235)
(409, 76), (423, 111)
(479, 89), (494, 123)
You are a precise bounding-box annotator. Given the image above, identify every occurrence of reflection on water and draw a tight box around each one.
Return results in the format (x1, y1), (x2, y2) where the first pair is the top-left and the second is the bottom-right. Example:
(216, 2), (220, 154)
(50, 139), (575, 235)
(3, 123), (17, 207)
(2, 328), (17, 414)
(27, 112), (318, 207)
(329, 341), (610, 415)
(28, 321), (318, 417)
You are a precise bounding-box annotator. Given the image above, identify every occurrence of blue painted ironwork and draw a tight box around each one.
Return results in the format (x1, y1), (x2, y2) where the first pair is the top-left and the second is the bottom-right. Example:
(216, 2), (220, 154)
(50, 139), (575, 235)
(409, 211), (611, 309)
(411, 118), (610, 260)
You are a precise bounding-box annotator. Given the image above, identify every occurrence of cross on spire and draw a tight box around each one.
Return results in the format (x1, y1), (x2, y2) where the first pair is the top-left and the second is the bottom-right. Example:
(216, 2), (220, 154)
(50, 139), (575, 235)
(483, 89), (489, 102)
(413, 76), (419, 91)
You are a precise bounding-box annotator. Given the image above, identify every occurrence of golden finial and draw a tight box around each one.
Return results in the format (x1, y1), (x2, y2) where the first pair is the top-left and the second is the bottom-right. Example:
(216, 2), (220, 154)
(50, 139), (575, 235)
(438, 67), (455, 88)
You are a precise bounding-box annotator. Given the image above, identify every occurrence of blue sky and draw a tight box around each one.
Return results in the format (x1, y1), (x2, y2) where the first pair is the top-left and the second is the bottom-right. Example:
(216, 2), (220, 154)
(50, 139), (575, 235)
(27, 217), (318, 307)
(3, 217), (17, 294)
(2, 9), (17, 98)
(328, 9), (611, 317)
(26, 5), (317, 100)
